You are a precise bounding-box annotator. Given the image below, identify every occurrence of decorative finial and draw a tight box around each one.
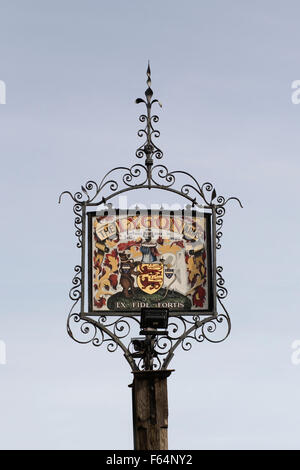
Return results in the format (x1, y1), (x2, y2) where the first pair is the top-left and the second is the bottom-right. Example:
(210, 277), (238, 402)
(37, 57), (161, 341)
(135, 63), (163, 186)
(145, 61), (153, 104)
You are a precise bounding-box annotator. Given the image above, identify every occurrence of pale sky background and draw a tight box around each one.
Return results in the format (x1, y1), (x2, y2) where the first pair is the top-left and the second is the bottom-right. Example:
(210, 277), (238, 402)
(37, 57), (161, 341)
(0, 0), (300, 450)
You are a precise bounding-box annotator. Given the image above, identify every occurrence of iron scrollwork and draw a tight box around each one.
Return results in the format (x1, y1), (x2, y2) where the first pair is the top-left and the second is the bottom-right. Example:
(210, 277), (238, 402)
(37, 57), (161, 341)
(60, 64), (242, 371)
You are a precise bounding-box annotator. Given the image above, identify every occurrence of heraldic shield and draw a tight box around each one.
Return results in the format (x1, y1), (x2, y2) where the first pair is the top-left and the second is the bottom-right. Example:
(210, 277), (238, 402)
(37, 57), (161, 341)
(137, 263), (164, 294)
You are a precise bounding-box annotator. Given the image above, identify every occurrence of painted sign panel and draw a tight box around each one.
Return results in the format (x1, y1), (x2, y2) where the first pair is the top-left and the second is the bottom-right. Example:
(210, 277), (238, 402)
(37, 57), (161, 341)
(88, 210), (212, 314)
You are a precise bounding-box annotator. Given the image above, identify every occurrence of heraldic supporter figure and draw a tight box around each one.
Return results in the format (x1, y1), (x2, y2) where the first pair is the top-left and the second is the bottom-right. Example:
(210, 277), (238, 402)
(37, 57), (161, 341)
(119, 252), (140, 298)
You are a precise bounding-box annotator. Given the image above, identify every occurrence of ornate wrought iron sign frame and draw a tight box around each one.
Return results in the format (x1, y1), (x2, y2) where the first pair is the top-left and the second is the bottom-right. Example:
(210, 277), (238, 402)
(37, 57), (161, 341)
(59, 64), (242, 372)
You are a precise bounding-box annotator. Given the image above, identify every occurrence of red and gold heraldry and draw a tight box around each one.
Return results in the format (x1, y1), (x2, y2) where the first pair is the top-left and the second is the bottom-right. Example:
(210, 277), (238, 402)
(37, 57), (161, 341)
(88, 210), (212, 314)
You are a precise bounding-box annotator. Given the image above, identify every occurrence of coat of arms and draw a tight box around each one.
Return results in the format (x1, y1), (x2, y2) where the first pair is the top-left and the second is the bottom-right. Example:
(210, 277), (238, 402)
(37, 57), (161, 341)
(137, 263), (164, 294)
(89, 210), (211, 313)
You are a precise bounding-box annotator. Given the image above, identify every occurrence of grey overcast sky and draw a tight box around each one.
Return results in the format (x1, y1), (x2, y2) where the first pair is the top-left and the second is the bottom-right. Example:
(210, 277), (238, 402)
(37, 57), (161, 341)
(0, 0), (300, 450)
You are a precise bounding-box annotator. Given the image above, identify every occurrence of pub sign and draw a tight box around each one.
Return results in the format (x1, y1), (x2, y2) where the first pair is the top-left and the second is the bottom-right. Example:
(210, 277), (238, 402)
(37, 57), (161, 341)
(88, 209), (213, 315)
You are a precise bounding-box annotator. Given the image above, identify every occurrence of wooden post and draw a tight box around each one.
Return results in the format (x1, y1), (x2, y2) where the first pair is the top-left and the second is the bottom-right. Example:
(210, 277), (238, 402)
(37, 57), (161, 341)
(129, 369), (173, 450)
